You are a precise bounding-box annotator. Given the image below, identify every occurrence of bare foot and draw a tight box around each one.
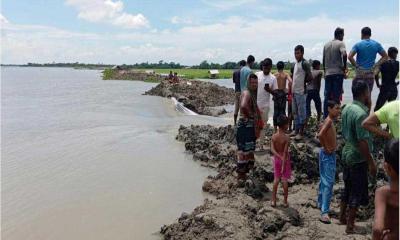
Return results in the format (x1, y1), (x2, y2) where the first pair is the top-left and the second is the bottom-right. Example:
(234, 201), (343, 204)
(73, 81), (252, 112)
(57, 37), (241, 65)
(319, 214), (331, 224)
(271, 199), (277, 208)
(283, 202), (289, 208)
(345, 225), (355, 234)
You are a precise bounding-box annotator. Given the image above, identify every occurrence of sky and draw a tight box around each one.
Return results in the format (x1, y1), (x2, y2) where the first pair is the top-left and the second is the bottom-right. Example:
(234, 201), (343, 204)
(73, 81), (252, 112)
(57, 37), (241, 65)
(1, 0), (399, 65)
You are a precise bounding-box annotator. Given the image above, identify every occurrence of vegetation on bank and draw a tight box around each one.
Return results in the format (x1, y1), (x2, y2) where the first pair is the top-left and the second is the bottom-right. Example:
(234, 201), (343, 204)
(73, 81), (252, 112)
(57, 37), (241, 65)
(102, 67), (360, 80)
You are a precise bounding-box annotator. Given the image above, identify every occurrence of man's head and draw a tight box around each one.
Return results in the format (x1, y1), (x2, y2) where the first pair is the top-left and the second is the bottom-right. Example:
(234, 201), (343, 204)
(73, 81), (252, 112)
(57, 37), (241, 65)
(170, 71), (173, 74)
(247, 73), (258, 91)
(334, 27), (344, 41)
(351, 80), (370, 105)
(276, 114), (289, 130)
(384, 139), (399, 178)
(277, 61), (285, 71)
(361, 27), (371, 39)
(262, 58), (273, 75)
(294, 45), (304, 62)
(174, 72), (177, 76)
(388, 47), (398, 60)
(247, 55), (255, 68)
(312, 60), (321, 70)
(327, 100), (341, 119)
(239, 60), (246, 67)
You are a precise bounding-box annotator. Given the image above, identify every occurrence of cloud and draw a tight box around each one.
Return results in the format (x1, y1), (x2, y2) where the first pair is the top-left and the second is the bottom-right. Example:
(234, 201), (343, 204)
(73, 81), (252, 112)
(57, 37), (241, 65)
(0, 14), (9, 24)
(170, 16), (192, 25)
(2, 14), (398, 65)
(201, 0), (257, 10)
(65, 0), (148, 28)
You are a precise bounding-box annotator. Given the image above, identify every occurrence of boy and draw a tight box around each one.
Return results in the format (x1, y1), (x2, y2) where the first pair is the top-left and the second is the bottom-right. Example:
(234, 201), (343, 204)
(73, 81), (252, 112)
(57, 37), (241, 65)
(317, 100), (341, 224)
(291, 45), (312, 140)
(236, 74), (262, 184)
(373, 139), (399, 240)
(374, 47), (399, 111)
(306, 60), (323, 124)
(273, 61), (293, 130)
(271, 115), (292, 207)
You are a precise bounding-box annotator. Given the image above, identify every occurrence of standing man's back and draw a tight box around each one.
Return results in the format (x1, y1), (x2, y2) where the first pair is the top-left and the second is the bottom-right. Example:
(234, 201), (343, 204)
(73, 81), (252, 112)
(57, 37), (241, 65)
(240, 55), (255, 92)
(348, 27), (388, 92)
(323, 27), (347, 118)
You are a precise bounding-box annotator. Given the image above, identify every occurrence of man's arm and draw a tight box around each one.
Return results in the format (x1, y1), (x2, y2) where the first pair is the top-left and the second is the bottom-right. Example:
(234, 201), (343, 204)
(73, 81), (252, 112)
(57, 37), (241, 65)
(372, 187), (387, 240)
(362, 113), (391, 139)
(348, 51), (357, 68)
(375, 50), (388, 68)
(375, 69), (381, 88)
(358, 139), (376, 176)
(239, 91), (251, 118)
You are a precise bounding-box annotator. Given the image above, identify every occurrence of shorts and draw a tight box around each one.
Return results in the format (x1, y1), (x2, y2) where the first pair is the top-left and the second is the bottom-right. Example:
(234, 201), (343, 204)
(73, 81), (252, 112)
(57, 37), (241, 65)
(273, 155), (292, 181)
(341, 161), (369, 208)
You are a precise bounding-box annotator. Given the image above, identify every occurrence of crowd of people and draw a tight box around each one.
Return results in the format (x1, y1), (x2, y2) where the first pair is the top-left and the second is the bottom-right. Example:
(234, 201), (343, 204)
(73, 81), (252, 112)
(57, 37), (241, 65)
(233, 26), (399, 239)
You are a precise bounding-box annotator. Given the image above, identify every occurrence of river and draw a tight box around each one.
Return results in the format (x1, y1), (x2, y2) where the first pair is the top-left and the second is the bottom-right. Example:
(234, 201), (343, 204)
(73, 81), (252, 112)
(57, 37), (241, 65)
(1, 67), (227, 240)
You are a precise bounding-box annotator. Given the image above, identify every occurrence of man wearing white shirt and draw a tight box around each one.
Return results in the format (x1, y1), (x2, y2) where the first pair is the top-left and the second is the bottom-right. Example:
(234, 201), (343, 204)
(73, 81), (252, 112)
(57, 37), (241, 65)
(256, 58), (277, 149)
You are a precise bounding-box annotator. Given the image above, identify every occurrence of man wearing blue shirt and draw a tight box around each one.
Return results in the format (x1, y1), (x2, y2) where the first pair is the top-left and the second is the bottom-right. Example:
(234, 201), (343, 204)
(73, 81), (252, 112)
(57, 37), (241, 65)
(240, 55), (255, 92)
(348, 27), (388, 92)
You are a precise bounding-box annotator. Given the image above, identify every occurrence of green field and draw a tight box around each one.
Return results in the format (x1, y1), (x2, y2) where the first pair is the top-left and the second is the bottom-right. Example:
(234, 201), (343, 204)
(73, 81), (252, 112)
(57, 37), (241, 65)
(152, 68), (234, 79)
(103, 67), (363, 81)
(152, 68), (360, 79)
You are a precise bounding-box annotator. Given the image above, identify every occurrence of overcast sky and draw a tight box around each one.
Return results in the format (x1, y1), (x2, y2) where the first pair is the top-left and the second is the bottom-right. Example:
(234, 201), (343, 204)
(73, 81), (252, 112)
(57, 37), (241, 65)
(1, 0), (399, 65)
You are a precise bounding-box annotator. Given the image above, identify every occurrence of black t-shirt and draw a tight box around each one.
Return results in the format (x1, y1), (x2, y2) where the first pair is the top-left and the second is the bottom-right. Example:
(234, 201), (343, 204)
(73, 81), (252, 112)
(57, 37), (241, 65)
(233, 69), (241, 92)
(380, 59), (399, 87)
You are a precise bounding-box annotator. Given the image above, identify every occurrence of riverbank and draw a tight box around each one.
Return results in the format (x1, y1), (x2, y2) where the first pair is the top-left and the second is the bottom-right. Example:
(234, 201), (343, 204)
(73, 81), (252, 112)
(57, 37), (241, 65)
(160, 121), (386, 239)
(144, 80), (235, 116)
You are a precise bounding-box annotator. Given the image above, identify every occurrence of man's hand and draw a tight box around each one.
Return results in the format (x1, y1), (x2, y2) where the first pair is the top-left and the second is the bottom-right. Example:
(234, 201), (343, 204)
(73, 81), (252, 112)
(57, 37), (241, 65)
(344, 68), (349, 78)
(369, 161), (377, 177)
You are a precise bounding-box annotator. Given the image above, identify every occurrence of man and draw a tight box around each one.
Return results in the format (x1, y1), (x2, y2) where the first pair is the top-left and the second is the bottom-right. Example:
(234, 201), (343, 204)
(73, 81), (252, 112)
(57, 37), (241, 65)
(240, 55), (255, 92)
(233, 60), (246, 124)
(348, 27), (388, 92)
(236, 73), (262, 185)
(323, 27), (347, 118)
(340, 80), (377, 234)
(256, 58), (277, 149)
(291, 45), (312, 139)
(362, 100), (399, 139)
(374, 47), (399, 111)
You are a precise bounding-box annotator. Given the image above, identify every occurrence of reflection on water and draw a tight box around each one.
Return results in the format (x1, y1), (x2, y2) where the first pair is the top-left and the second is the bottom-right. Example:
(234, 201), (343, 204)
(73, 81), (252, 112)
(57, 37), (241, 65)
(2, 67), (227, 240)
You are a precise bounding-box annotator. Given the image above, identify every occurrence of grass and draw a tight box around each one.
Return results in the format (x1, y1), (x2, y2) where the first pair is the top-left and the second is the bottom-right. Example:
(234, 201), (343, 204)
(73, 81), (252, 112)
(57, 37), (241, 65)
(103, 67), (362, 81)
(152, 68), (234, 79)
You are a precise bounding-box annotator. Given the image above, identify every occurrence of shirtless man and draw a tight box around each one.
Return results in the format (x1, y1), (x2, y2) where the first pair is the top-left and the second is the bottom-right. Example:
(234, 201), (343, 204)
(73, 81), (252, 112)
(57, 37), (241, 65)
(373, 139), (399, 240)
(273, 61), (293, 130)
(317, 100), (341, 224)
(236, 73), (263, 184)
